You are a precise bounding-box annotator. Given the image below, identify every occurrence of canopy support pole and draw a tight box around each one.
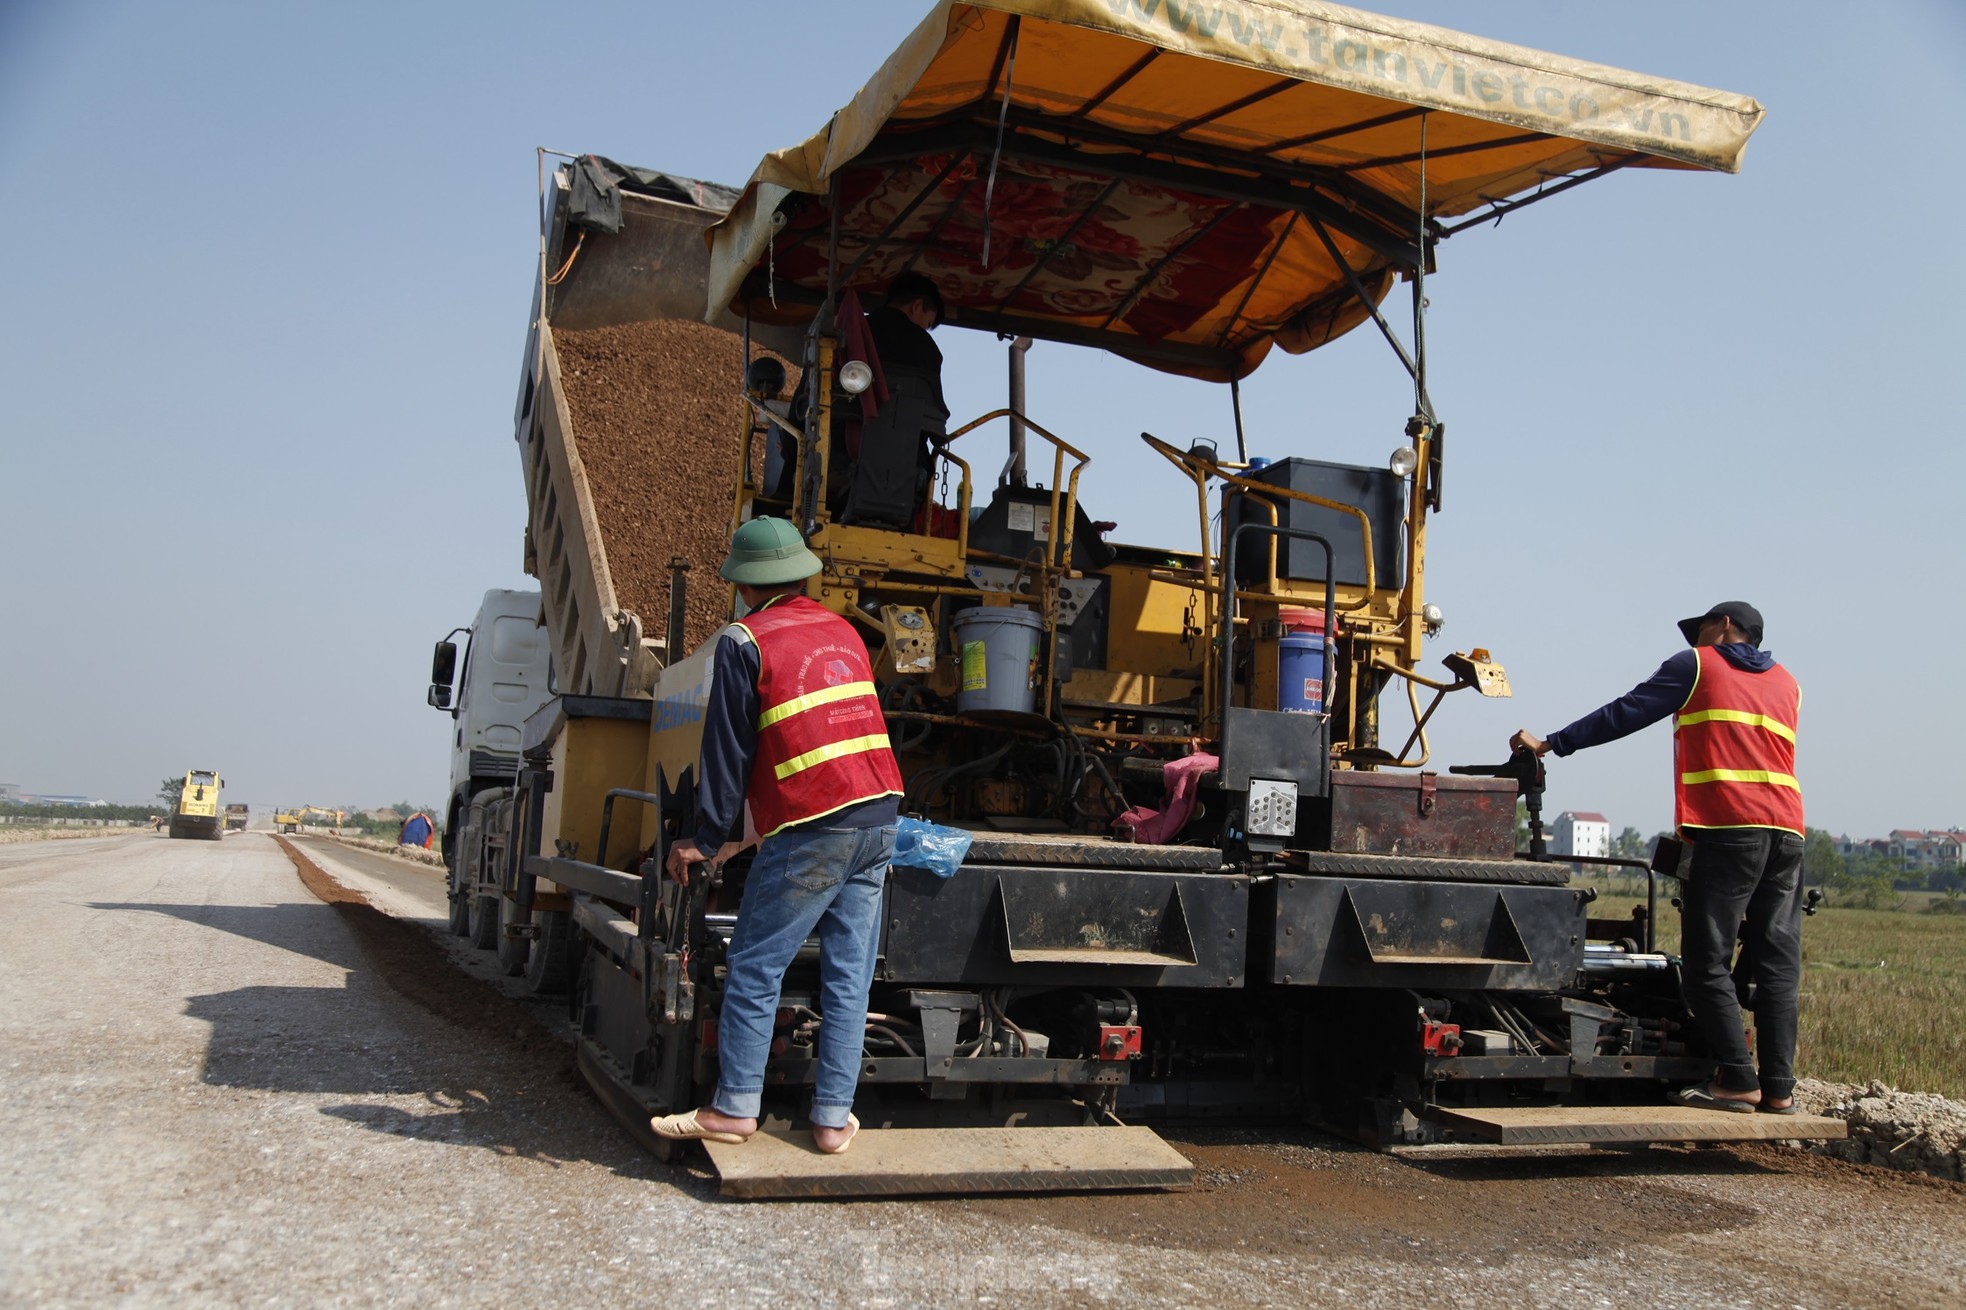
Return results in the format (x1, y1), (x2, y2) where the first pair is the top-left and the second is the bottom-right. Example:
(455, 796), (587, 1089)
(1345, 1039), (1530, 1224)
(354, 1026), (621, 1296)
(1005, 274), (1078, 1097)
(1231, 379), (1247, 464)
(1438, 156), (1641, 237)
(802, 175), (844, 538)
(1303, 209), (1426, 401)
(1412, 114), (1434, 425)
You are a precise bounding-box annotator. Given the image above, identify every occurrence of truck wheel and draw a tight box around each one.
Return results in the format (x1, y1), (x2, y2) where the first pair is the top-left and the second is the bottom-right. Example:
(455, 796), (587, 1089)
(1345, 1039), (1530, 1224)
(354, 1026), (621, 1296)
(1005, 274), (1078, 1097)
(471, 895), (500, 951)
(524, 909), (572, 994)
(449, 820), (482, 938)
(447, 873), (472, 937)
(496, 897), (529, 978)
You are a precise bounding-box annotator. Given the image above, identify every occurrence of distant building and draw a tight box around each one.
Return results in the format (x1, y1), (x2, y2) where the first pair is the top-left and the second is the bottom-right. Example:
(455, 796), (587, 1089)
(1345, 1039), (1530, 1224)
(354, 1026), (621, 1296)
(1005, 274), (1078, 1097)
(1552, 811), (1610, 862)
(1834, 830), (1966, 870)
(19, 793), (102, 807)
(0, 782), (19, 803)
(1900, 830), (1965, 870)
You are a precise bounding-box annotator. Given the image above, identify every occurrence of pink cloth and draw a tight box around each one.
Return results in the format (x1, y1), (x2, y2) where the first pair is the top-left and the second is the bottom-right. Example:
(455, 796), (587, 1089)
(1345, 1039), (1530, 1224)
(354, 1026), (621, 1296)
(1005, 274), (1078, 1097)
(1114, 752), (1218, 845)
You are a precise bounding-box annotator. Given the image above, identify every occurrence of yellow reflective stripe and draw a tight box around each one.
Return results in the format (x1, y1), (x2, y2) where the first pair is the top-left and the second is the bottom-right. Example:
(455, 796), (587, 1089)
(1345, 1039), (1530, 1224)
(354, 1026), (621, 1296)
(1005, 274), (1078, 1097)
(1680, 769), (1802, 790)
(756, 680), (877, 730)
(1675, 708), (1797, 743)
(773, 733), (892, 781)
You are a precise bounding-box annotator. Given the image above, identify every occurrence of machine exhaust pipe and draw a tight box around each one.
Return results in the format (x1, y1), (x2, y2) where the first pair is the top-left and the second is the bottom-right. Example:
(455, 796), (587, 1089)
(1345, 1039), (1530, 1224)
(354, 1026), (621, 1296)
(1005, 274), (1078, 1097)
(1005, 336), (1032, 487)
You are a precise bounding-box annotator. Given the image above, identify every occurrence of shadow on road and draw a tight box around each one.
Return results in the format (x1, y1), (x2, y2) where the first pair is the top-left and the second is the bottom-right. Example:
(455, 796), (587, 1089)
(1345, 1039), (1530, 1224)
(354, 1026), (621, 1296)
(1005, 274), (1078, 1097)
(1395, 1143), (1787, 1183)
(91, 900), (364, 972)
(93, 896), (705, 1194)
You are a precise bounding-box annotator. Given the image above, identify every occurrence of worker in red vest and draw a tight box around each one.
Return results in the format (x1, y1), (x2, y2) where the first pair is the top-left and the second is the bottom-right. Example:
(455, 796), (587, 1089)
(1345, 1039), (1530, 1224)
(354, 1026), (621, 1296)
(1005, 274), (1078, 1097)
(651, 517), (903, 1155)
(1511, 601), (1804, 1115)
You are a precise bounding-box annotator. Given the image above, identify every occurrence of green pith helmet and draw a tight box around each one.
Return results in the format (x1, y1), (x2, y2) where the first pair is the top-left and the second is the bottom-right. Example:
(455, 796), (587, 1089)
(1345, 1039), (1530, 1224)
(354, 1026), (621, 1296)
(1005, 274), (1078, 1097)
(720, 516), (822, 586)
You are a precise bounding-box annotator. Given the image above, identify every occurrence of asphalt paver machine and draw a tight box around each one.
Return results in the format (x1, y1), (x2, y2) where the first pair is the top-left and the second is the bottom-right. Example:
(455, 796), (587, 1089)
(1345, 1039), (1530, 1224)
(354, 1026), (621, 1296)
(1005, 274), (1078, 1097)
(503, 0), (1844, 1195)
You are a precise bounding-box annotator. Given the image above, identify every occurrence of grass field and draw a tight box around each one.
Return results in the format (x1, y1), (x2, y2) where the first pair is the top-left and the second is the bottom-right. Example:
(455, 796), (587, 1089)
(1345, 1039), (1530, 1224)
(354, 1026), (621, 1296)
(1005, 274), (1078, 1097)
(1579, 876), (1966, 1100)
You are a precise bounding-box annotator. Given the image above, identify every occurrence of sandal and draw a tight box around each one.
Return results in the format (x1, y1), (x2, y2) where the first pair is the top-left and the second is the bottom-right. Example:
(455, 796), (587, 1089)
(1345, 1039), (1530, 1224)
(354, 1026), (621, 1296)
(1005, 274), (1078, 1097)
(1676, 1084), (1759, 1114)
(650, 1108), (750, 1144)
(1759, 1100), (1799, 1116)
(814, 1112), (860, 1155)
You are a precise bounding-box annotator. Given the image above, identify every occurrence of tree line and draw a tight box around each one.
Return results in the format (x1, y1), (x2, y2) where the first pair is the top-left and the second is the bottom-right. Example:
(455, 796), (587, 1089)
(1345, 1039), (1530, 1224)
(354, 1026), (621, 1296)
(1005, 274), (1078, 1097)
(1524, 808), (1961, 912)
(0, 801), (162, 822)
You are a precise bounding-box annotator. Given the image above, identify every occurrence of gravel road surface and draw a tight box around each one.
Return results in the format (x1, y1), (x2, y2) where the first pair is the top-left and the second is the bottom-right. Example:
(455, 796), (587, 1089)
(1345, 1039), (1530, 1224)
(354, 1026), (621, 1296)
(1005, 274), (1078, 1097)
(4, 832), (1962, 1308)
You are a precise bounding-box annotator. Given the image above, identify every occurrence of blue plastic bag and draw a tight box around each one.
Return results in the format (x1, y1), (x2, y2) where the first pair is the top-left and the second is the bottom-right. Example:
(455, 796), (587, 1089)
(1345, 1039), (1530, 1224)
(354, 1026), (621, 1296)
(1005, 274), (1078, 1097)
(891, 817), (972, 879)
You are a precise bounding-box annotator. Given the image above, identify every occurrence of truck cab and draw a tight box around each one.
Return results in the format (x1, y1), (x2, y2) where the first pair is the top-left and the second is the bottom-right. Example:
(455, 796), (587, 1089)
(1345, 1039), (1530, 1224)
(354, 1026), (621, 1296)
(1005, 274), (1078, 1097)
(428, 589), (553, 943)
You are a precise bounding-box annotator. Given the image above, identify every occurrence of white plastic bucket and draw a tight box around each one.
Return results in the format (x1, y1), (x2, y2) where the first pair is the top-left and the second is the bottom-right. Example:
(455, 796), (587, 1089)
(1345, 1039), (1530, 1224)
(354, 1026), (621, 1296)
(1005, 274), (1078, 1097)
(953, 606), (1043, 715)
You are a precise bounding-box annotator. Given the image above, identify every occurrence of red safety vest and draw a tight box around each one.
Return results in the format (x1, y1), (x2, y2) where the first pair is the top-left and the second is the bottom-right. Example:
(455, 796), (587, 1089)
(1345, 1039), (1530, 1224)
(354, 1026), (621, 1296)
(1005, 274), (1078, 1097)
(734, 595), (902, 839)
(1673, 646), (1804, 836)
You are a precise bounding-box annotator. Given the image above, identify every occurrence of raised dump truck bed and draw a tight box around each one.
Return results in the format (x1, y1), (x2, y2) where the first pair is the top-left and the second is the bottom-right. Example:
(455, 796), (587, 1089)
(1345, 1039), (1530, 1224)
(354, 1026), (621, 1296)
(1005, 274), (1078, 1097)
(515, 167), (801, 698)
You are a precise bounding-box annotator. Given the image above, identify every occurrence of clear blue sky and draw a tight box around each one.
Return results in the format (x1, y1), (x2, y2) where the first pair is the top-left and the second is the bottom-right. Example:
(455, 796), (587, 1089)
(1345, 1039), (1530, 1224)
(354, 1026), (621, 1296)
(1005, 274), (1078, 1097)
(3, 1), (1961, 838)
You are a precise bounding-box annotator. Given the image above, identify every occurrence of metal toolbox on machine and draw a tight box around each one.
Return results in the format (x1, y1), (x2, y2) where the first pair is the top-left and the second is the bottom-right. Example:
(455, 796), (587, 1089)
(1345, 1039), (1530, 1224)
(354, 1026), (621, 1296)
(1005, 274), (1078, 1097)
(1319, 771), (1518, 861)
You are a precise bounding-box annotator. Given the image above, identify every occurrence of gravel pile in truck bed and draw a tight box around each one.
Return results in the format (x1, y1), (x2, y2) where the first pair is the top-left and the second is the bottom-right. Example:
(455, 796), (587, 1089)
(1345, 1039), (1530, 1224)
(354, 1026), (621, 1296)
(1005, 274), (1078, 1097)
(554, 318), (797, 655)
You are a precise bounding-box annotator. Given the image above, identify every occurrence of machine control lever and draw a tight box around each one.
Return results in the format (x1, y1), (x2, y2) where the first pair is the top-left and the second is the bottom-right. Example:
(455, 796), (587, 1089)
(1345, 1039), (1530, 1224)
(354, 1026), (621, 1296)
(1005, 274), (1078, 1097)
(1449, 746), (1547, 859)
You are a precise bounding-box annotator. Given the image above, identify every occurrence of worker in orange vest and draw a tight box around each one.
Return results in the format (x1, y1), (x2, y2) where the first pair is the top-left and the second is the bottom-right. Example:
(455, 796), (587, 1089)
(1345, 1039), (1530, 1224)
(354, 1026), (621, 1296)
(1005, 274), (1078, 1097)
(1513, 601), (1804, 1115)
(651, 518), (902, 1156)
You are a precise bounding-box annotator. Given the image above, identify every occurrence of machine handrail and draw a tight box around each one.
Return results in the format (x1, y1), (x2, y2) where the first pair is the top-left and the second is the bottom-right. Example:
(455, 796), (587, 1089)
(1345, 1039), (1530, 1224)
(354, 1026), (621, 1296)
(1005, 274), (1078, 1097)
(1218, 521), (1335, 739)
(1140, 433), (1378, 610)
(596, 787), (663, 872)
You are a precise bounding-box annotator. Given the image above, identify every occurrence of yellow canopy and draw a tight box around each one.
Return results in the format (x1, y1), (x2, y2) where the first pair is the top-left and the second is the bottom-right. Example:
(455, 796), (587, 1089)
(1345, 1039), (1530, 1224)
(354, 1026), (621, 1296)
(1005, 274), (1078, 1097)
(708, 0), (1762, 379)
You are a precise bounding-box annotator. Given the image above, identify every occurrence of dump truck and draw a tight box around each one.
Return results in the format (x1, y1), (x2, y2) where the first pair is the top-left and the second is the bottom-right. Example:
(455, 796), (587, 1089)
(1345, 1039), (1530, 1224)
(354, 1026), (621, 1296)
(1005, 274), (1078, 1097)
(451, 0), (1844, 1195)
(168, 770), (224, 841)
(224, 803), (249, 833)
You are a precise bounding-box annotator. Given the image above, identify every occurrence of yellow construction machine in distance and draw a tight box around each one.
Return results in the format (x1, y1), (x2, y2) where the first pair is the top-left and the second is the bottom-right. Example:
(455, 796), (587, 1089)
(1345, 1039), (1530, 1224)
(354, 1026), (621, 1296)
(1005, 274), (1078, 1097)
(275, 806), (344, 834)
(168, 770), (224, 841)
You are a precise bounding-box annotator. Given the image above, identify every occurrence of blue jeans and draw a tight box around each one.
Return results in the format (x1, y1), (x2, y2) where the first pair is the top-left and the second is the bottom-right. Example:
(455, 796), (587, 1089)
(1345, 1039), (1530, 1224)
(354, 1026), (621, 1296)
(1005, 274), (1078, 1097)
(710, 822), (894, 1129)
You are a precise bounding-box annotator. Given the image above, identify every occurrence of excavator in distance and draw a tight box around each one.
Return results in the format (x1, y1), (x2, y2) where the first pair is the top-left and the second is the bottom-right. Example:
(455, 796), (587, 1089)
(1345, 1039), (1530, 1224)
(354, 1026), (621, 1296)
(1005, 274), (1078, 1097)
(274, 806), (344, 835)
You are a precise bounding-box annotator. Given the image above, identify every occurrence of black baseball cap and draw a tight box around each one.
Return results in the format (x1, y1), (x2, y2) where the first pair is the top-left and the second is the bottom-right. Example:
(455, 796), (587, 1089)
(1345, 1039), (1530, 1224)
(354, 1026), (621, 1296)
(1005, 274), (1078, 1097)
(1678, 601), (1764, 647)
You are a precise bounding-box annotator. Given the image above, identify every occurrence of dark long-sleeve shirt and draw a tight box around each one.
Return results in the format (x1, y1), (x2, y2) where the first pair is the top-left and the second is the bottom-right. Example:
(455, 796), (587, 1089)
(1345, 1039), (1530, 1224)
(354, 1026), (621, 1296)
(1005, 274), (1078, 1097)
(692, 618), (899, 852)
(865, 306), (948, 419)
(1545, 642), (1775, 756)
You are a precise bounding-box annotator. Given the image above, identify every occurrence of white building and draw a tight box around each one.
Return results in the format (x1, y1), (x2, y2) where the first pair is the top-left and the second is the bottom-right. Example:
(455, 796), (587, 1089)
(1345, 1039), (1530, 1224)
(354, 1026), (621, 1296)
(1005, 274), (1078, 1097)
(1552, 811), (1610, 861)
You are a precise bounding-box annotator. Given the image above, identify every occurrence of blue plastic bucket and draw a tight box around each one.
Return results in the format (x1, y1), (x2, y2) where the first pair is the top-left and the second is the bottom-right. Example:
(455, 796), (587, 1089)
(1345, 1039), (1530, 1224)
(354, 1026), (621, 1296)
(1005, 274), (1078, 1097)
(953, 606), (1043, 715)
(1279, 631), (1326, 714)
